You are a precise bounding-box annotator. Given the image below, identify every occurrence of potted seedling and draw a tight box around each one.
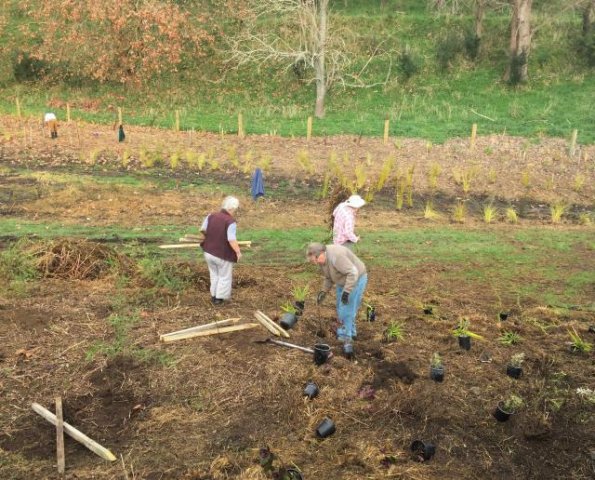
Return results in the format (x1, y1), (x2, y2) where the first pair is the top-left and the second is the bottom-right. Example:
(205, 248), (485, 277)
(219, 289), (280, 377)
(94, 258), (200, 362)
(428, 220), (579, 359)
(291, 285), (309, 316)
(499, 311), (510, 321)
(493, 394), (523, 422)
(568, 327), (593, 354)
(506, 353), (525, 379)
(430, 352), (444, 382)
(452, 317), (483, 351)
(259, 447), (303, 480)
(279, 302), (298, 330)
(365, 303), (376, 321)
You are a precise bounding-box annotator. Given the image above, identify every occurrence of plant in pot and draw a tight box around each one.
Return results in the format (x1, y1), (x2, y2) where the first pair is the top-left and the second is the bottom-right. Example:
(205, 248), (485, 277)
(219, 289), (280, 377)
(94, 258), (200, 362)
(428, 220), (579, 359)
(279, 302), (299, 330)
(493, 394), (523, 422)
(506, 352), (525, 379)
(430, 352), (444, 382)
(452, 317), (483, 351)
(259, 447), (303, 480)
(568, 327), (593, 353)
(291, 285), (310, 316)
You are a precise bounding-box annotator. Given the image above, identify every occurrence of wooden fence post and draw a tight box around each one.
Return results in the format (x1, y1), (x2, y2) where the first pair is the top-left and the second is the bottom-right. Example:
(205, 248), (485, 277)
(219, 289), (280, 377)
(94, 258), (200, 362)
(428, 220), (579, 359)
(307, 116), (313, 141)
(470, 123), (477, 149)
(16, 97), (21, 118)
(238, 112), (244, 138)
(56, 397), (65, 475)
(118, 107), (123, 126)
(175, 110), (180, 132)
(569, 129), (578, 157)
(383, 118), (390, 145)
(66, 103), (71, 123)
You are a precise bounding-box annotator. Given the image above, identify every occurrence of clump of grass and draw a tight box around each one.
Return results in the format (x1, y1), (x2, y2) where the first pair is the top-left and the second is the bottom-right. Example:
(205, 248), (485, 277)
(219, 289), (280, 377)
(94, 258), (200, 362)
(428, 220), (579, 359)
(578, 213), (592, 226)
(258, 153), (272, 172)
(88, 148), (102, 165)
(297, 150), (315, 175)
(520, 170), (531, 188)
(121, 149), (132, 167)
(291, 285), (310, 302)
(452, 167), (475, 194)
(354, 163), (368, 191)
(169, 151), (181, 170)
(319, 172), (331, 199)
(550, 202), (567, 224)
(505, 207), (518, 223)
(376, 156), (394, 191)
(487, 168), (497, 184)
(452, 202), (466, 223)
(499, 331), (522, 346)
(405, 165), (415, 207)
(385, 321), (405, 342)
(568, 327), (592, 353)
(483, 204), (498, 224)
(427, 162), (442, 190)
(573, 174), (585, 192)
(424, 201), (439, 220)
(395, 174), (405, 211)
(242, 150), (254, 174)
(227, 146), (240, 169)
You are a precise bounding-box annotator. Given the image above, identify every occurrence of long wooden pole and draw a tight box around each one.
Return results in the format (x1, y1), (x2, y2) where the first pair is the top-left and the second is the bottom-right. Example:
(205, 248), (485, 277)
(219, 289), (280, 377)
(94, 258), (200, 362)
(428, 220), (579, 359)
(32, 403), (117, 462)
(160, 318), (241, 341)
(55, 397), (65, 474)
(161, 323), (258, 342)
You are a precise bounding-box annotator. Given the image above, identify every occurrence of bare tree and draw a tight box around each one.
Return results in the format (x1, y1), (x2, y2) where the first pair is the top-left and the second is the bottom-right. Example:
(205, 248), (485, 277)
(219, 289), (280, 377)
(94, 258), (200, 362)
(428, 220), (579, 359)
(584, 0), (595, 34)
(503, 0), (532, 84)
(227, 0), (389, 118)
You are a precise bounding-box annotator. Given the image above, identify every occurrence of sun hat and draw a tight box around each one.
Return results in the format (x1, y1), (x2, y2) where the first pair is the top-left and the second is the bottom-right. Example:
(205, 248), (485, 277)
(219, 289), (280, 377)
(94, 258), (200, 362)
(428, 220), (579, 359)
(345, 194), (366, 209)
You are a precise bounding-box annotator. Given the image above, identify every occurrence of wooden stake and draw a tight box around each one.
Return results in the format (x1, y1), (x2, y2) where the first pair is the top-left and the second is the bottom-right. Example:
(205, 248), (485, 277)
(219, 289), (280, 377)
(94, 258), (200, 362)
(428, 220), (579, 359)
(569, 129), (578, 157)
(255, 311), (290, 338)
(160, 318), (241, 341)
(16, 97), (21, 118)
(118, 107), (123, 126)
(31, 403), (117, 462)
(238, 112), (244, 138)
(161, 241), (251, 249)
(307, 116), (313, 141)
(161, 323), (258, 342)
(55, 397), (65, 475)
(470, 123), (477, 149)
(383, 119), (390, 145)
(175, 110), (180, 132)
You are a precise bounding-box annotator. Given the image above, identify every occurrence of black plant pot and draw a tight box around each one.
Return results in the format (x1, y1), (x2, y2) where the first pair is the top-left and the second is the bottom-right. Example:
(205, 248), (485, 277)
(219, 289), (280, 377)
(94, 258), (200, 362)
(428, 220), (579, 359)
(313, 343), (331, 366)
(458, 335), (471, 350)
(294, 301), (305, 316)
(410, 440), (436, 461)
(430, 366), (444, 382)
(506, 365), (522, 379)
(423, 307), (434, 315)
(303, 381), (319, 399)
(588, 325), (595, 334)
(285, 468), (303, 480)
(493, 403), (514, 422)
(280, 313), (298, 330)
(499, 311), (510, 321)
(315, 417), (336, 438)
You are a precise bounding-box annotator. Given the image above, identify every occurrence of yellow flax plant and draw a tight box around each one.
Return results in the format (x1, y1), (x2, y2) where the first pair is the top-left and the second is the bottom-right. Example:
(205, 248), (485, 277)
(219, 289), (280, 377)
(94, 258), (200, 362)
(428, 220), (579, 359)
(424, 201), (439, 220)
(520, 169), (531, 189)
(505, 207), (518, 224)
(227, 146), (240, 170)
(87, 148), (102, 165)
(452, 201), (466, 223)
(169, 150), (182, 170)
(354, 163), (368, 192)
(573, 174), (585, 192)
(241, 150), (254, 174)
(139, 147), (154, 168)
(394, 171), (405, 211)
(121, 149), (132, 167)
(487, 168), (497, 184)
(257, 153), (272, 173)
(319, 171), (332, 199)
(405, 165), (415, 207)
(427, 162), (442, 190)
(483, 204), (498, 224)
(297, 150), (315, 175)
(578, 213), (592, 226)
(376, 156), (394, 191)
(550, 202), (567, 224)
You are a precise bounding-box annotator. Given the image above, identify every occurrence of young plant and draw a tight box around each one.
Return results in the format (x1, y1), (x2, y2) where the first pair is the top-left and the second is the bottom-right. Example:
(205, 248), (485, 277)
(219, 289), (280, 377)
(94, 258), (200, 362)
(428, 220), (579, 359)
(227, 146), (240, 169)
(291, 285), (310, 302)
(499, 331), (522, 346)
(502, 394), (524, 413)
(505, 207), (518, 224)
(258, 153), (272, 172)
(297, 150), (315, 175)
(405, 165), (415, 207)
(430, 352), (443, 369)
(568, 327), (592, 353)
(550, 202), (566, 224)
(424, 201), (439, 220)
(395, 175), (405, 211)
(520, 170), (531, 188)
(452, 202), (466, 223)
(483, 204), (498, 224)
(452, 317), (483, 339)
(578, 213), (592, 226)
(508, 353), (525, 368)
(385, 321), (405, 342)
(121, 149), (132, 167)
(573, 174), (585, 192)
(376, 156), (394, 191)
(280, 302), (298, 315)
(169, 151), (181, 170)
(354, 163), (368, 191)
(487, 168), (497, 184)
(427, 162), (442, 189)
(319, 172), (331, 199)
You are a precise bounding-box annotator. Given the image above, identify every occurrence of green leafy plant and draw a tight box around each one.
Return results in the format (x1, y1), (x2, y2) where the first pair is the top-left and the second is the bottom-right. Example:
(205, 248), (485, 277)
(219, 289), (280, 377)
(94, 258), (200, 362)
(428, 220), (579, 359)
(578, 213), (592, 226)
(376, 156), (394, 191)
(499, 331), (522, 346)
(291, 285), (310, 302)
(395, 175), (405, 210)
(385, 321), (405, 341)
(568, 327), (592, 353)
(483, 204), (498, 224)
(550, 202), (566, 224)
(427, 162), (442, 189)
(281, 302), (298, 314)
(502, 394), (523, 413)
(521, 170), (531, 188)
(452, 202), (466, 223)
(430, 352), (443, 369)
(573, 174), (585, 192)
(452, 317), (483, 339)
(424, 201), (439, 219)
(509, 353), (525, 368)
(354, 163), (368, 191)
(505, 207), (518, 224)
(297, 150), (315, 175)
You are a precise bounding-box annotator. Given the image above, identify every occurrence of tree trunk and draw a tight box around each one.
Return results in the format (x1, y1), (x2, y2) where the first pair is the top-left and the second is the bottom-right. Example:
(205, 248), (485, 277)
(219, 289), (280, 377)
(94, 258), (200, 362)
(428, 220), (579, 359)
(314, 0), (328, 118)
(504, 0), (532, 84)
(474, 0), (485, 40)
(584, 0), (595, 35)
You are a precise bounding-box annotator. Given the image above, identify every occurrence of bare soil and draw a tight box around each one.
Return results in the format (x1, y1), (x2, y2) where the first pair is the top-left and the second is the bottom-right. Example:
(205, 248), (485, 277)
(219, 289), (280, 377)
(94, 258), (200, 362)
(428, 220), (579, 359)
(0, 116), (594, 479)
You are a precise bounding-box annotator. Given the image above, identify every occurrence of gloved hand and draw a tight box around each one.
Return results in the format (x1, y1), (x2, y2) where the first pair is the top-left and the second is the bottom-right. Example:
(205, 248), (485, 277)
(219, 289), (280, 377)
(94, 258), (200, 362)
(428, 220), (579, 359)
(316, 291), (326, 305)
(341, 291), (350, 304)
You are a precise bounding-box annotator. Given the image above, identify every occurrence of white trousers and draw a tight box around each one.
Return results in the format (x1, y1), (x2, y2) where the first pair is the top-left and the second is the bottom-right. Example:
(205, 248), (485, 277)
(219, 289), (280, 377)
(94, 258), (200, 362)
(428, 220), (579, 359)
(204, 252), (234, 300)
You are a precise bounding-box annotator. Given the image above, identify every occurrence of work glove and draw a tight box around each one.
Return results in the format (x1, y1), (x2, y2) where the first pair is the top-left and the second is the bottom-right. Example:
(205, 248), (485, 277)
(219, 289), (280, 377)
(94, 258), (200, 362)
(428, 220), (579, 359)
(316, 291), (326, 305)
(341, 291), (350, 305)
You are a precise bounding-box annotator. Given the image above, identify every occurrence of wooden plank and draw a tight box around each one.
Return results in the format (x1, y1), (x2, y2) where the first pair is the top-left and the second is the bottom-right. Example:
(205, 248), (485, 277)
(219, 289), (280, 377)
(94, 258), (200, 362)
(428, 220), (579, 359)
(180, 236), (252, 247)
(31, 403), (117, 462)
(254, 312), (282, 337)
(55, 397), (65, 474)
(160, 318), (241, 341)
(255, 311), (290, 338)
(159, 243), (201, 249)
(160, 323), (258, 342)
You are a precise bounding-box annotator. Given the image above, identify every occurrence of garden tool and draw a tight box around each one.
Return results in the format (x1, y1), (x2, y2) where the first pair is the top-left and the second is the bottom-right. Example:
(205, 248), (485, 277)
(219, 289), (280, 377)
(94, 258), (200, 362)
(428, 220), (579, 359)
(255, 337), (314, 354)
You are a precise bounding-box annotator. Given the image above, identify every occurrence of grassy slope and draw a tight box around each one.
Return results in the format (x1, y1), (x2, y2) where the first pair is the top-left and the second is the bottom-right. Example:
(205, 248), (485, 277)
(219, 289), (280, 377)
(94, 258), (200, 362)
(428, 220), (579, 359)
(0, 1), (593, 142)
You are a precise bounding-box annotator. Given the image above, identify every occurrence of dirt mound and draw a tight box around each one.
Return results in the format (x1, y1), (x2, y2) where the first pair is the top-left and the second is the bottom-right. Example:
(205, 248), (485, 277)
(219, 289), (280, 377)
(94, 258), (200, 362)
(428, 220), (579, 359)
(26, 238), (133, 280)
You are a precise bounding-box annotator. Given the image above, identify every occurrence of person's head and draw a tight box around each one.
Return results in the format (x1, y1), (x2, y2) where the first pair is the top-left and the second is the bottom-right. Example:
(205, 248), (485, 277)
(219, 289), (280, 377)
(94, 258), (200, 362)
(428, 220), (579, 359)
(344, 194), (366, 212)
(306, 242), (326, 265)
(221, 196), (239, 214)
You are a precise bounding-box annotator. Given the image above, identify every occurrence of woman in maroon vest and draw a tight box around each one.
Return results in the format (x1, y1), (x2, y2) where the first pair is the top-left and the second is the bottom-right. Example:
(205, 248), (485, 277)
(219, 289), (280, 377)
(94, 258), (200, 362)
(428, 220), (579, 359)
(200, 196), (242, 304)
